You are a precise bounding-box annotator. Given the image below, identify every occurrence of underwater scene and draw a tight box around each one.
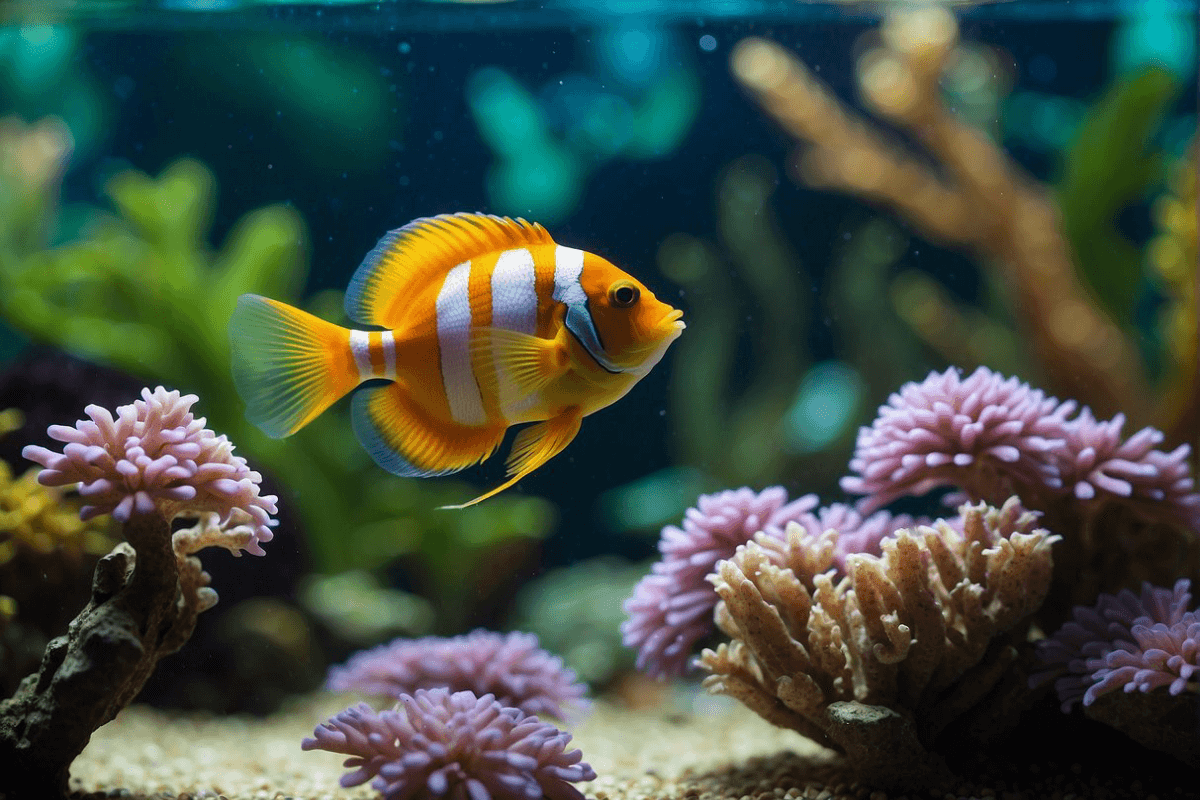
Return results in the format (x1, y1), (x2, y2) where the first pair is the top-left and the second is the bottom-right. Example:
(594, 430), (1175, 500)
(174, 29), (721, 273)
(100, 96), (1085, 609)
(0, 0), (1197, 798)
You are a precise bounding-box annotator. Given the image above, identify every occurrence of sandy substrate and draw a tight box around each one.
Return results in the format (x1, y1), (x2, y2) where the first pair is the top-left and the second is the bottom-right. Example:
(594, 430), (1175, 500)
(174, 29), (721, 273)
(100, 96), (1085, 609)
(70, 693), (1189, 800)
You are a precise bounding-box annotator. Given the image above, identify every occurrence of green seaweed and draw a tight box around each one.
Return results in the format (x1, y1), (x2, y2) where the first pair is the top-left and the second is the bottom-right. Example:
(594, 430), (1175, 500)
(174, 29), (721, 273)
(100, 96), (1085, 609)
(654, 155), (881, 493)
(0, 141), (555, 631)
(1055, 67), (1180, 326)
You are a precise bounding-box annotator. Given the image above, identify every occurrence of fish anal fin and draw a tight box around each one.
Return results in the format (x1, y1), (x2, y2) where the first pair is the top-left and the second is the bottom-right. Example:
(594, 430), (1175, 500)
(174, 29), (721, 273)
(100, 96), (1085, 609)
(353, 383), (506, 478)
(440, 409), (582, 509)
(471, 326), (569, 407)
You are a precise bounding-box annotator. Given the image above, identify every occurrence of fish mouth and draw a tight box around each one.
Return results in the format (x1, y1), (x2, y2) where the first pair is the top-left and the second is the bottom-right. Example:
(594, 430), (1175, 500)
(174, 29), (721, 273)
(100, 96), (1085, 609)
(660, 308), (686, 332)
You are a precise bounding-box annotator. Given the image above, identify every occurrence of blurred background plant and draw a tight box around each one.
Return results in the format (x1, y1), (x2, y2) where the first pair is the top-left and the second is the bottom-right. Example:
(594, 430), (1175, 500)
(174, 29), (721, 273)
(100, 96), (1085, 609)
(467, 20), (701, 224)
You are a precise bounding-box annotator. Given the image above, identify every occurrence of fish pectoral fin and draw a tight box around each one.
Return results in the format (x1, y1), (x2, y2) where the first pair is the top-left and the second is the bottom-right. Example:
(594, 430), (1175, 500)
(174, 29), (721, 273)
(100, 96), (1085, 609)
(470, 326), (569, 402)
(439, 409), (583, 510)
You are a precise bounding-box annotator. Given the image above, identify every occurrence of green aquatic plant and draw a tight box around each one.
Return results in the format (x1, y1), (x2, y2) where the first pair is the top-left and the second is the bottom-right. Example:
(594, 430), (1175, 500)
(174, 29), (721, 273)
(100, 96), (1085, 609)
(0, 124), (556, 631)
(655, 155), (867, 491)
(1054, 67), (1181, 327)
(179, 33), (396, 176)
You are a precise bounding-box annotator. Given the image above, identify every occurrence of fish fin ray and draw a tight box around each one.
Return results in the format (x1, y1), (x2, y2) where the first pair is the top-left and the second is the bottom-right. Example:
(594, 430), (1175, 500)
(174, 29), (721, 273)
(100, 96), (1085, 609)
(352, 383), (505, 478)
(345, 213), (555, 327)
(440, 410), (582, 509)
(470, 326), (568, 406)
(229, 294), (357, 438)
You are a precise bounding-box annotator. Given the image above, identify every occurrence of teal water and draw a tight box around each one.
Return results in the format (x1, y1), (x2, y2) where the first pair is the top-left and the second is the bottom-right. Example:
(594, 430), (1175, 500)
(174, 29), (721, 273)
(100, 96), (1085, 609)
(3, 0), (1199, 27)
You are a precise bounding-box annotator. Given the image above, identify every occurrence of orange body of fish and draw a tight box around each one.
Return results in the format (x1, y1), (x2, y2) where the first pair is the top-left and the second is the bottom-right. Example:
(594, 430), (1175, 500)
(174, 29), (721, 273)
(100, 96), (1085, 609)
(228, 212), (685, 508)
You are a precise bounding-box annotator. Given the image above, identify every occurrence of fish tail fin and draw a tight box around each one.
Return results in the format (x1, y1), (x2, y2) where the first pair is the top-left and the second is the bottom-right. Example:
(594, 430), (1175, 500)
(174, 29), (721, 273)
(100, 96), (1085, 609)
(230, 294), (360, 438)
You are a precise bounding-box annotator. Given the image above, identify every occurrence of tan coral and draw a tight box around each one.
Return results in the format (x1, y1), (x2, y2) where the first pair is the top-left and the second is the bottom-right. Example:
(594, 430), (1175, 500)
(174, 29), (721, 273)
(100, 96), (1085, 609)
(729, 8), (1147, 422)
(699, 498), (1058, 786)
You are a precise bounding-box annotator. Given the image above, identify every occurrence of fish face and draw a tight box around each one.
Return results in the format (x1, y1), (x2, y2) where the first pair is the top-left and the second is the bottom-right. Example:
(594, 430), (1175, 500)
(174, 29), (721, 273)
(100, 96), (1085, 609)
(580, 253), (685, 374)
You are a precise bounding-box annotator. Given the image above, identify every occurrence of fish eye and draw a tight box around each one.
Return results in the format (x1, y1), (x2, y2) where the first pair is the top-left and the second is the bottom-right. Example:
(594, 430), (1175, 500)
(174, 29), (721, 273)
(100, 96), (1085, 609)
(610, 283), (640, 308)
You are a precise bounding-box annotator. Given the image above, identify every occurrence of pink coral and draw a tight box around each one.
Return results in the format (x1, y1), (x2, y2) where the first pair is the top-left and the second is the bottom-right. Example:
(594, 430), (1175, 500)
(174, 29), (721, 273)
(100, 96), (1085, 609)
(621, 486), (818, 678)
(326, 630), (589, 723)
(840, 366), (1071, 513)
(302, 690), (595, 800)
(22, 386), (276, 555)
(1033, 580), (1198, 710)
(1054, 409), (1200, 530)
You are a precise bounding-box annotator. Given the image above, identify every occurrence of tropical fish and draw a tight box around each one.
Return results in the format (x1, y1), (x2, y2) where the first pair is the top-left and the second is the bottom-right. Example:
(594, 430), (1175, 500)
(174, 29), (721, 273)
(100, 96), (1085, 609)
(229, 212), (685, 508)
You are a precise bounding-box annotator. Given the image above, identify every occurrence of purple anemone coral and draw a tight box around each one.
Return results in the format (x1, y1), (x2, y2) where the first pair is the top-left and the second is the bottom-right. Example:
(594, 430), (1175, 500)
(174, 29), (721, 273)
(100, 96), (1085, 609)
(302, 689), (596, 800)
(22, 386), (276, 554)
(1054, 409), (1200, 530)
(326, 630), (589, 723)
(840, 366), (1071, 513)
(840, 367), (1200, 538)
(621, 486), (818, 678)
(1033, 579), (1199, 710)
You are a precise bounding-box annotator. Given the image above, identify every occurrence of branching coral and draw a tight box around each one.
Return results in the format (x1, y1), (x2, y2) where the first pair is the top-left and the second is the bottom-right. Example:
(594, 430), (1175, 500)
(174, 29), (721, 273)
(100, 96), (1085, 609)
(1033, 580), (1200, 766)
(699, 498), (1058, 786)
(0, 388), (278, 799)
(730, 8), (1150, 423)
(303, 689), (596, 800)
(780, 502), (920, 574)
(327, 629), (590, 723)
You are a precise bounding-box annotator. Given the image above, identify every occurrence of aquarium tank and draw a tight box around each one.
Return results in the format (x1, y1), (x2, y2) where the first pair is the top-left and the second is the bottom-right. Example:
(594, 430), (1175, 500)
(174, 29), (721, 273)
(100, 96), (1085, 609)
(0, 0), (1196, 798)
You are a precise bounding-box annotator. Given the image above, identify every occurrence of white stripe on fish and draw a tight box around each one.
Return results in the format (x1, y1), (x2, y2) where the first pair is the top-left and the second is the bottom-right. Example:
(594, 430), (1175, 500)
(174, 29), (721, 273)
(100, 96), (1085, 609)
(349, 330), (373, 379)
(436, 260), (486, 425)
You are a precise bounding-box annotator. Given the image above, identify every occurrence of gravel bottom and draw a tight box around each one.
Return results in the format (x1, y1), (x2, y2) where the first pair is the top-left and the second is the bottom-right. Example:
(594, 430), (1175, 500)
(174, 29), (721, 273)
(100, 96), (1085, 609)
(70, 693), (1190, 800)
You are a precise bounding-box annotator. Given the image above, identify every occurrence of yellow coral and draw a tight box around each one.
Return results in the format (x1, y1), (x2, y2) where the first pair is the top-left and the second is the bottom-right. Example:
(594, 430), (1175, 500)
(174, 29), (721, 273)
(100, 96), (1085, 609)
(0, 412), (114, 564)
(0, 409), (20, 438)
(1148, 141), (1198, 419)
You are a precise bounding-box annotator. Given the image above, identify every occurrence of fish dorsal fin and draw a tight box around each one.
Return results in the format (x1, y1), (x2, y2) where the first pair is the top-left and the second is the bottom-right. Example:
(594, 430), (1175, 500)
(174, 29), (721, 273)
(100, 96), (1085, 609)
(345, 212), (555, 328)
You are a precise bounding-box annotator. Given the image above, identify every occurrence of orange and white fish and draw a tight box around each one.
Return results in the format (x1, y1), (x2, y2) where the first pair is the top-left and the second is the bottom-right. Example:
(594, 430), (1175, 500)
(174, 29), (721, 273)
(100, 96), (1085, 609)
(229, 212), (685, 508)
